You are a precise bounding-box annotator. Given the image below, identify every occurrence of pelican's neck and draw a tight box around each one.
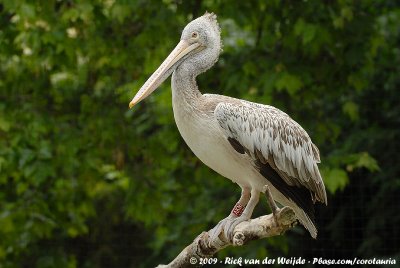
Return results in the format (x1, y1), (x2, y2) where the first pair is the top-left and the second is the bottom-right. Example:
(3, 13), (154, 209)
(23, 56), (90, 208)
(171, 65), (202, 106)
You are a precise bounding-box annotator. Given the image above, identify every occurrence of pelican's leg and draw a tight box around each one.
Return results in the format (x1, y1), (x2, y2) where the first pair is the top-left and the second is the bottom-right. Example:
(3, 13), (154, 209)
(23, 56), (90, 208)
(209, 187), (250, 240)
(223, 189), (260, 240)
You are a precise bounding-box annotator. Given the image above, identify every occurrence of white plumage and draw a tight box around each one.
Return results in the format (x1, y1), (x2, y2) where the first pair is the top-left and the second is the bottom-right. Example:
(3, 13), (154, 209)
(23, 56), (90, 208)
(130, 12), (327, 239)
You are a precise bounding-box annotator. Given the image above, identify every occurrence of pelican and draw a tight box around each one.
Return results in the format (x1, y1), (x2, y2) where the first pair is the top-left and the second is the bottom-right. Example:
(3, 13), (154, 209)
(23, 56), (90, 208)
(129, 12), (327, 239)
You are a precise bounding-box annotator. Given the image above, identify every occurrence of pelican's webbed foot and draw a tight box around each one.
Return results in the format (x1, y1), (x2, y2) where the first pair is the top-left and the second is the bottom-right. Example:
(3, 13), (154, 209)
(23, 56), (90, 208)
(208, 201), (246, 241)
(209, 216), (251, 242)
(209, 188), (259, 242)
(208, 215), (234, 241)
(222, 213), (252, 241)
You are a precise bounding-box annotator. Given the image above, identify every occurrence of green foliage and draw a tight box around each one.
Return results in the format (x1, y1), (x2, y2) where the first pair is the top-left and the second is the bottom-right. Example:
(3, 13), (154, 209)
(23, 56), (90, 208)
(275, 73), (303, 96)
(321, 167), (349, 194)
(0, 0), (399, 267)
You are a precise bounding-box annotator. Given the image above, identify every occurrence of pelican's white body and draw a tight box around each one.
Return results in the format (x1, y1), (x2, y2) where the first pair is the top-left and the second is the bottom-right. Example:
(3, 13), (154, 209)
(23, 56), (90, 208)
(172, 89), (262, 190)
(171, 74), (293, 209)
(171, 70), (322, 238)
(175, 102), (243, 183)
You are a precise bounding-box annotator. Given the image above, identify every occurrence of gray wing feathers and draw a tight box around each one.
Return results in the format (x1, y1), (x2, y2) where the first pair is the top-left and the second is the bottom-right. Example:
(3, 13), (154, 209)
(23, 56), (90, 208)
(215, 101), (327, 204)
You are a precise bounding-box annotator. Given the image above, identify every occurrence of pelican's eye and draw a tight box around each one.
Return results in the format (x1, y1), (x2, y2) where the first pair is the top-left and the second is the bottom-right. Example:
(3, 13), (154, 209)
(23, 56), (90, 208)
(191, 31), (199, 39)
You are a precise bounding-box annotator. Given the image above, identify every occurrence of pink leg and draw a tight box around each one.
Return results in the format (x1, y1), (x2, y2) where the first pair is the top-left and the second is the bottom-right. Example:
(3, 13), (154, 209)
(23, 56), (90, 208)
(231, 187), (250, 217)
(223, 189), (260, 240)
(209, 187), (251, 240)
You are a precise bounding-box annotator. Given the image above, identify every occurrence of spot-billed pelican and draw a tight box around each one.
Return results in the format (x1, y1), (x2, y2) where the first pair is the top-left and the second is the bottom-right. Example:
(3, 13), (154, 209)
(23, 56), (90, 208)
(129, 12), (327, 240)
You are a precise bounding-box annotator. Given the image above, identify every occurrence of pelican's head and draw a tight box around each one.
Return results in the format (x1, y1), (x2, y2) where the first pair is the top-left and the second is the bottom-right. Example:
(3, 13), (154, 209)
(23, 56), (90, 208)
(129, 12), (221, 108)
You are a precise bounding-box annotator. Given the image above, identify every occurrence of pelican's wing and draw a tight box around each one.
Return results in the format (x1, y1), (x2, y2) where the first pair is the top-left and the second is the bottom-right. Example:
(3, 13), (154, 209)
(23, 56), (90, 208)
(214, 100), (327, 205)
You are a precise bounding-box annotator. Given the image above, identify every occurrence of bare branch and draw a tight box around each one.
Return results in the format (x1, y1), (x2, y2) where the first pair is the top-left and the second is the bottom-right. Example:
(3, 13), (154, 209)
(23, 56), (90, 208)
(156, 186), (298, 268)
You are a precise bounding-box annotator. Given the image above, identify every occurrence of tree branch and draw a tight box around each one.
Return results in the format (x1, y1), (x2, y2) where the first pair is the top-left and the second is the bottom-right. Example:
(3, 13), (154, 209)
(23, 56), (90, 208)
(156, 186), (298, 268)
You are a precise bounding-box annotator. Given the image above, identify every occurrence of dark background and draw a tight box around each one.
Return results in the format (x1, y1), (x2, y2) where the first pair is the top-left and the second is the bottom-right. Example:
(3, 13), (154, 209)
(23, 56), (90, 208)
(1, 0), (399, 267)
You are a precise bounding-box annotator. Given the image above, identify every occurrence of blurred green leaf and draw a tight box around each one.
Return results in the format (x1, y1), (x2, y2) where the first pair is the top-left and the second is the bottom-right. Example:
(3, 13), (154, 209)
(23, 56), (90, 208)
(321, 168), (349, 194)
(275, 73), (303, 95)
(346, 152), (380, 172)
(0, 116), (10, 132)
(342, 101), (359, 121)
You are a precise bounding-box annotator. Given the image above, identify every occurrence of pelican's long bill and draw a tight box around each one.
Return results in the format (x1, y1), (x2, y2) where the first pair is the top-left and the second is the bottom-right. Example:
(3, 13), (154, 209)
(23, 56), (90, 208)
(129, 40), (201, 108)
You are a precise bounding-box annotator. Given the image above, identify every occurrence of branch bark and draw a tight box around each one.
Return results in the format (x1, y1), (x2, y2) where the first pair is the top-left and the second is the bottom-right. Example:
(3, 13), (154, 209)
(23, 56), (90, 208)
(156, 186), (298, 268)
